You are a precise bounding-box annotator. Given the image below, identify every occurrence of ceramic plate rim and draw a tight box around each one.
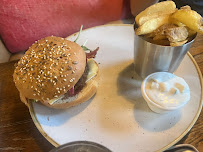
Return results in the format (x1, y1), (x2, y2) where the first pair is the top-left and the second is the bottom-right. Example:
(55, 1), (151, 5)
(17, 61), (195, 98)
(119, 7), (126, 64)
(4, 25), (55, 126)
(28, 24), (203, 152)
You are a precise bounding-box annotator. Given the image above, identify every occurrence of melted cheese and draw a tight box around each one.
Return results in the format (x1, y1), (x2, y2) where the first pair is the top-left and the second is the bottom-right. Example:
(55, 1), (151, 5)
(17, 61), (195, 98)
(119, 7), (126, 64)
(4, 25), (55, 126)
(86, 59), (98, 82)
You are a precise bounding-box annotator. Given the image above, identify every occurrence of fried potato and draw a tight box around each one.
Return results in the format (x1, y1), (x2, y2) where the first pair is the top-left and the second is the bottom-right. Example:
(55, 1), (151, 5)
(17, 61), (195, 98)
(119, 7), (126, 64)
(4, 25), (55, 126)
(169, 18), (185, 27)
(165, 26), (188, 42)
(141, 35), (170, 46)
(170, 40), (188, 47)
(135, 1), (176, 26)
(135, 15), (170, 35)
(171, 9), (203, 33)
(153, 39), (171, 46)
(137, 9), (176, 26)
(153, 35), (167, 40)
(187, 28), (197, 37)
(180, 5), (191, 10)
(152, 24), (177, 39)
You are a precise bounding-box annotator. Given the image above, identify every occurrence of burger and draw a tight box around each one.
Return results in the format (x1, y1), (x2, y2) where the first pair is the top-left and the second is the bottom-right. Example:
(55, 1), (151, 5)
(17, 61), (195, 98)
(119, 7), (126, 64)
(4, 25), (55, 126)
(13, 36), (99, 109)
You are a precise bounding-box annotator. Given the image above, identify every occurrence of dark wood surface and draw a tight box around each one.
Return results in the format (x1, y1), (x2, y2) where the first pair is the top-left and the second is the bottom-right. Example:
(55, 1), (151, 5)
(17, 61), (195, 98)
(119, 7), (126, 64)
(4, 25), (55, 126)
(0, 34), (202, 152)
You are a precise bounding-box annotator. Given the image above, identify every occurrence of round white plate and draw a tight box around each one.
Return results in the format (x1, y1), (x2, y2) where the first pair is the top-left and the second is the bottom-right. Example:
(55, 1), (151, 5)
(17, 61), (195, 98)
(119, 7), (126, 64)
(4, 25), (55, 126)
(29, 24), (203, 152)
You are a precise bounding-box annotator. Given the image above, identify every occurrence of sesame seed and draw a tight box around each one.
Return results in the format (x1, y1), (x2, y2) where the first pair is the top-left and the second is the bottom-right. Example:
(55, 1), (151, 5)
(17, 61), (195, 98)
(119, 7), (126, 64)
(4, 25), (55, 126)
(33, 94), (36, 96)
(58, 91), (60, 93)
(68, 66), (72, 70)
(54, 95), (58, 98)
(64, 79), (67, 82)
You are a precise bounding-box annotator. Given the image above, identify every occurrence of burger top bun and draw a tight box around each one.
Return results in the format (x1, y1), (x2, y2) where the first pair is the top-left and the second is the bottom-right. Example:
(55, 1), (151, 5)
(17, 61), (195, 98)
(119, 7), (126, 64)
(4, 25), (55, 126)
(13, 36), (86, 102)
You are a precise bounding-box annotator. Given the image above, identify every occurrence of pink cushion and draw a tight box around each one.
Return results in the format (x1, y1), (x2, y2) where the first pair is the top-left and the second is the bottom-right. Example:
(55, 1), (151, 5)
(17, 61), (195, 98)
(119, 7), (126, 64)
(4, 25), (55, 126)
(0, 0), (131, 53)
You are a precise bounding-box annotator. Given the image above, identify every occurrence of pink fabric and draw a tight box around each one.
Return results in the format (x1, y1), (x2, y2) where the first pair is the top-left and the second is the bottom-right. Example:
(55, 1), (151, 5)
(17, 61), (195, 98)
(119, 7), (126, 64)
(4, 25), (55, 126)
(0, 0), (131, 53)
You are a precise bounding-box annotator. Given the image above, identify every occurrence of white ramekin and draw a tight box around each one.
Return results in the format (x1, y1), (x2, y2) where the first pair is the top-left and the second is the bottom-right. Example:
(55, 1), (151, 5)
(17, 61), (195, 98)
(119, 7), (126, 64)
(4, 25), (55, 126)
(141, 72), (190, 114)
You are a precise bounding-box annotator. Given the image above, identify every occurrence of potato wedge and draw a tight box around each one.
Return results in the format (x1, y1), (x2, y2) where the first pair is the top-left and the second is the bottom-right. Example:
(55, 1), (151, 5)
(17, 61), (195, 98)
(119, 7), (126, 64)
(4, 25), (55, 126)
(135, 15), (170, 35)
(137, 9), (176, 26)
(153, 35), (167, 41)
(169, 18), (185, 27)
(166, 26), (188, 42)
(171, 9), (203, 33)
(187, 28), (197, 37)
(170, 40), (188, 47)
(135, 1), (176, 25)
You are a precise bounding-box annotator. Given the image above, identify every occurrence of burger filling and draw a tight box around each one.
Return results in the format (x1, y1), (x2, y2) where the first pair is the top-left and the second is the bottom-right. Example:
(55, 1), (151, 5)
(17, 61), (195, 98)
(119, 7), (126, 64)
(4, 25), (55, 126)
(63, 47), (99, 97)
(62, 64), (89, 99)
(48, 58), (98, 105)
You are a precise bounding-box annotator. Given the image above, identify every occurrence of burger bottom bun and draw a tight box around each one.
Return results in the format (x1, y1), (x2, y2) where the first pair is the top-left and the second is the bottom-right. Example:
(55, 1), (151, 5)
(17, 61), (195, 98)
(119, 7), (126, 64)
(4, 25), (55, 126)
(20, 60), (99, 109)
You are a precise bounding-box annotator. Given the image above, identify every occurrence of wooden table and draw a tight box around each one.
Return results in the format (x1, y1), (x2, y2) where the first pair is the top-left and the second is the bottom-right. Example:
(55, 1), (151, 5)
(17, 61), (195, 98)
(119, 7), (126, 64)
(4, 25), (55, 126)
(0, 34), (202, 152)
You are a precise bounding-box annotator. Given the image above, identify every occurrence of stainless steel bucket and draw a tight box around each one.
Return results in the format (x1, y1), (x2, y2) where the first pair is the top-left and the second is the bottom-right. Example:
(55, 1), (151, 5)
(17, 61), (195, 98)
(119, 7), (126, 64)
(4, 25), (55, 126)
(133, 24), (196, 78)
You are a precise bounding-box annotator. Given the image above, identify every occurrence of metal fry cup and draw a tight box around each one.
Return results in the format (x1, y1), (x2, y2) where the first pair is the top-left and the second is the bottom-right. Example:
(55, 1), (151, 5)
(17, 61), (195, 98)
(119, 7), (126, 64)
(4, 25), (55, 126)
(133, 24), (196, 78)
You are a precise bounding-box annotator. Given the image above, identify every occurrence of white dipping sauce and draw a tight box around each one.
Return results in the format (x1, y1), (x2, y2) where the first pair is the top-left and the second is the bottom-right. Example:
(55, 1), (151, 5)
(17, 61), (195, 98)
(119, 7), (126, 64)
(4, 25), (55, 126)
(145, 72), (190, 109)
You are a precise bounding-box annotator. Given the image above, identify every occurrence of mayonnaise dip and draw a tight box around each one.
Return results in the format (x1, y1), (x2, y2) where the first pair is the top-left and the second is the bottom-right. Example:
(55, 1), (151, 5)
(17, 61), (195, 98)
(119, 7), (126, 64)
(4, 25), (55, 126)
(141, 72), (190, 113)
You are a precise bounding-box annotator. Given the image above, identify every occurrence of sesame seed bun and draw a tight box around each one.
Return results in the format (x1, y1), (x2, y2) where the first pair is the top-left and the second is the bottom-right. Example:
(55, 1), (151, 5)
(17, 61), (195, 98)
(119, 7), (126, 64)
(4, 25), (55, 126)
(13, 36), (86, 103)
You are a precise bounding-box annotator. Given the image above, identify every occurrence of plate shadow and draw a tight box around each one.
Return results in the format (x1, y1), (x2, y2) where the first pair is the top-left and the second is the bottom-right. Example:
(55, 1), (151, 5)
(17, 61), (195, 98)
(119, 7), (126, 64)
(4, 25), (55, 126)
(117, 63), (180, 132)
